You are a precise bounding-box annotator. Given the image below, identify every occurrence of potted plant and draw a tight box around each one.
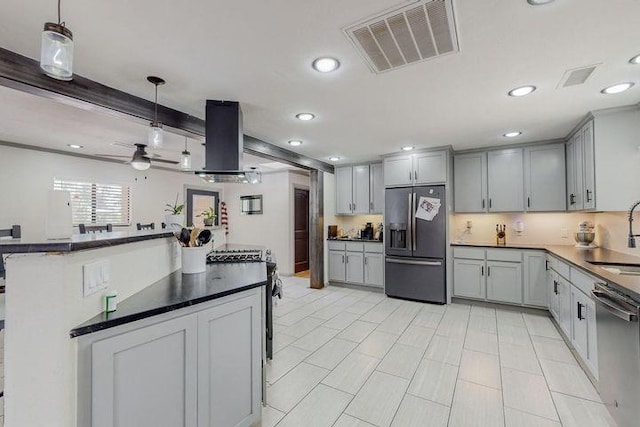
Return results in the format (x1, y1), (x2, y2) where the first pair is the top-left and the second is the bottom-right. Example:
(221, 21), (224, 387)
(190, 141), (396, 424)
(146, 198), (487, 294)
(165, 193), (185, 229)
(197, 207), (216, 227)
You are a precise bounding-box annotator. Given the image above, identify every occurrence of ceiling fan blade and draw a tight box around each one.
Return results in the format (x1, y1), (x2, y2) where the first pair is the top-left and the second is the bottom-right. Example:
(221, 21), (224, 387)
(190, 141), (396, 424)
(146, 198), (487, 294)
(151, 158), (180, 165)
(95, 154), (132, 159)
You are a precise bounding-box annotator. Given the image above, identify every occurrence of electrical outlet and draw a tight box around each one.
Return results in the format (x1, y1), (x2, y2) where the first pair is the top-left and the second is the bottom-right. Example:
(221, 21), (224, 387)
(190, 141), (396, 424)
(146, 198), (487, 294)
(83, 260), (109, 297)
(560, 228), (569, 238)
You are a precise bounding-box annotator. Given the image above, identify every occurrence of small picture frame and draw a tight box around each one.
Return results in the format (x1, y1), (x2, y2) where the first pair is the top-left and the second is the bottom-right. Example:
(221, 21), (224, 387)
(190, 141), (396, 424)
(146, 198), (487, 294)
(240, 195), (263, 215)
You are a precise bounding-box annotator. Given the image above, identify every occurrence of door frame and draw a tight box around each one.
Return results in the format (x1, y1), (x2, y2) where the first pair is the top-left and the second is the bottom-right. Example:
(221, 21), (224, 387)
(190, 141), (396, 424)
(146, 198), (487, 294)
(290, 183), (310, 275)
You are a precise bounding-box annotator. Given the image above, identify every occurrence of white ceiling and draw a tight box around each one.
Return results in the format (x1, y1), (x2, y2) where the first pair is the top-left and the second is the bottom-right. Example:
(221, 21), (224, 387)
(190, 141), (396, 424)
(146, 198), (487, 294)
(1, 0), (640, 165)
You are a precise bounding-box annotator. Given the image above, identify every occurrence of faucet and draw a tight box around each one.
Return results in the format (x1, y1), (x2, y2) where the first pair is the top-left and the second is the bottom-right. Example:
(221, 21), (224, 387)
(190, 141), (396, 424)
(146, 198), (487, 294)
(628, 200), (640, 248)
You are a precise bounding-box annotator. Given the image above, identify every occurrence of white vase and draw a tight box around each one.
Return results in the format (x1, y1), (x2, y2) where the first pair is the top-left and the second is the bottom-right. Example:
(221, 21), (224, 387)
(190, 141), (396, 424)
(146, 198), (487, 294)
(165, 214), (185, 231)
(181, 246), (207, 274)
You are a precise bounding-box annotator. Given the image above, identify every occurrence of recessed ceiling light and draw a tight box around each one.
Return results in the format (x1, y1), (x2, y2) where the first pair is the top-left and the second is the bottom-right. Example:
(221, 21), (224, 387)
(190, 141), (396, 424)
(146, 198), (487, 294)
(601, 82), (634, 95)
(288, 140), (303, 146)
(508, 85), (536, 97)
(527, 0), (555, 5)
(629, 54), (640, 65)
(401, 146), (415, 151)
(67, 144), (83, 149)
(503, 131), (522, 138)
(329, 156), (341, 162)
(312, 57), (340, 73)
(296, 113), (315, 121)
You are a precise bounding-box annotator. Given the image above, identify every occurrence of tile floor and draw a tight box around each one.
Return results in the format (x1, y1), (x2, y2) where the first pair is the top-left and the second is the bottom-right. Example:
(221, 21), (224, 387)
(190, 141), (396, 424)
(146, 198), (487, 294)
(261, 276), (617, 427)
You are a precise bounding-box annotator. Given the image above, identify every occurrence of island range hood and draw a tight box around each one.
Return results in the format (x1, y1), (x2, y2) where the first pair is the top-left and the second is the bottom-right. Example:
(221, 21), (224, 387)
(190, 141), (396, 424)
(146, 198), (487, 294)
(196, 100), (261, 184)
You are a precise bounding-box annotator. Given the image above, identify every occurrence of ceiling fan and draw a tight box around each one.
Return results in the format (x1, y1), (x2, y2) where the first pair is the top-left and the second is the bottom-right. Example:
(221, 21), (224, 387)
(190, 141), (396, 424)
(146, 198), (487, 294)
(95, 143), (179, 170)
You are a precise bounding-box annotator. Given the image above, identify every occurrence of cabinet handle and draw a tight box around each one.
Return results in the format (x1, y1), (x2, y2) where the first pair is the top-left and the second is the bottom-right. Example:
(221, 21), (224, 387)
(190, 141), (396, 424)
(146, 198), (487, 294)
(577, 302), (584, 320)
(545, 260), (549, 271)
(570, 194), (575, 205)
(586, 189), (592, 203)
(414, 171), (418, 181)
(409, 171), (412, 181)
(370, 202), (373, 212)
(353, 203), (356, 212)
(364, 257), (367, 265)
(489, 198), (492, 209)
(527, 197), (531, 208)
(345, 255), (348, 264)
(481, 266), (484, 276)
(482, 199), (485, 209)
(553, 280), (558, 295)
(487, 266), (491, 276)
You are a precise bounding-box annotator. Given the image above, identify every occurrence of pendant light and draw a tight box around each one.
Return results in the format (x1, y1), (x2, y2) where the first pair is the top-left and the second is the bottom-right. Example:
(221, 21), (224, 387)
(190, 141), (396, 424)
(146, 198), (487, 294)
(147, 76), (165, 148)
(181, 137), (192, 170)
(130, 144), (151, 171)
(40, 0), (74, 80)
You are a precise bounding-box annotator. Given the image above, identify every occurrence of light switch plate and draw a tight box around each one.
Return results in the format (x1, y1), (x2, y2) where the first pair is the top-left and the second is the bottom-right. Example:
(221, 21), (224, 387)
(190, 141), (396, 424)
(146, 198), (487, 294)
(83, 260), (109, 297)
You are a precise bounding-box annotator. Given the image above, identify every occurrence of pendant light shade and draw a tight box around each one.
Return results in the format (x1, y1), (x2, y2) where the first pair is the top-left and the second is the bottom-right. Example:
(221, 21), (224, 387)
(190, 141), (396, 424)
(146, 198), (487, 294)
(40, 0), (73, 80)
(147, 76), (165, 148)
(131, 144), (151, 170)
(181, 138), (192, 170)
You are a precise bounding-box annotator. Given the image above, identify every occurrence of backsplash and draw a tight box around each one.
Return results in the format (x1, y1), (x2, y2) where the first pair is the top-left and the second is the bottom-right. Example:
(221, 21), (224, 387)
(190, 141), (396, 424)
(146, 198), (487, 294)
(329, 215), (384, 238)
(451, 211), (640, 258)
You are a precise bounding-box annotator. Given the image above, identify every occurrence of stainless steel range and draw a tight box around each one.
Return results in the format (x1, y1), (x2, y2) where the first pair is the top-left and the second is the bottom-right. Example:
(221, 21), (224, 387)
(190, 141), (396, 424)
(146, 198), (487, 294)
(207, 245), (264, 263)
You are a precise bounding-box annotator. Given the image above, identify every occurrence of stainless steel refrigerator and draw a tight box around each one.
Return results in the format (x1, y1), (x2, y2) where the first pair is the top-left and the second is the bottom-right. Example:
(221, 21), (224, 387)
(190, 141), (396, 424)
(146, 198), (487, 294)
(385, 185), (446, 304)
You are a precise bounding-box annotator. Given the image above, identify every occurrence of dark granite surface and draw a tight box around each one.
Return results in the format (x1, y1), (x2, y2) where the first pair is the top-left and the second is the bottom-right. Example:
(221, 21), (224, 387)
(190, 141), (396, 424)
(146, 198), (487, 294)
(71, 261), (267, 338)
(0, 230), (175, 254)
(327, 238), (383, 243)
(451, 242), (640, 301)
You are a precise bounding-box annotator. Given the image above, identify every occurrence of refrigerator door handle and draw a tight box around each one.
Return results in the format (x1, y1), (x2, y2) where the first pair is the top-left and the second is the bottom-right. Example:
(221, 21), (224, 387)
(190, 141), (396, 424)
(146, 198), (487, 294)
(407, 193), (413, 252)
(412, 192), (417, 251)
(386, 257), (442, 267)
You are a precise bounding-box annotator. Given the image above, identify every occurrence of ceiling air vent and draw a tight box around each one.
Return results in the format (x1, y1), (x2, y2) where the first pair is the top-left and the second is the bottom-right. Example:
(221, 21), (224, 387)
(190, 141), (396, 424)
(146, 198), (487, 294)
(344, 0), (459, 74)
(557, 64), (600, 88)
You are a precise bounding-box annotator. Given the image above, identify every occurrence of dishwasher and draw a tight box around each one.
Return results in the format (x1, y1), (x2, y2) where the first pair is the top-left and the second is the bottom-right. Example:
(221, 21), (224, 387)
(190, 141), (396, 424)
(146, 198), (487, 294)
(591, 282), (640, 427)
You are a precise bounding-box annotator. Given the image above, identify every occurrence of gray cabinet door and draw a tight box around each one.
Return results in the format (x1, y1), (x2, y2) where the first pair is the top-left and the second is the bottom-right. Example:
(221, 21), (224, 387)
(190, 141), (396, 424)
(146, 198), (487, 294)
(384, 156), (413, 187)
(567, 133), (584, 210)
(198, 292), (261, 427)
(414, 151), (447, 184)
(329, 250), (346, 282)
(486, 261), (523, 304)
(346, 251), (364, 284)
(524, 144), (566, 212)
(523, 252), (548, 307)
(370, 163), (385, 214)
(336, 166), (353, 215)
(487, 148), (524, 212)
(557, 277), (572, 337)
(453, 258), (485, 299)
(582, 120), (596, 210)
(364, 252), (384, 287)
(454, 153), (487, 212)
(352, 165), (371, 214)
(92, 314), (198, 427)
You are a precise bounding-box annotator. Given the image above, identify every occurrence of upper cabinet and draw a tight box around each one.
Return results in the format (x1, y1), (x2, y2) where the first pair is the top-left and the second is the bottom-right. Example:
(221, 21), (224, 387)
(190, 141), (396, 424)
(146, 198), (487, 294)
(487, 148), (524, 212)
(335, 163), (384, 215)
(524, 144), (566, 212)
(454, 152), (487, 213)
(384, 149), (449, 187)
(567, 120), (595, 211)
(454, 143), (566, 213)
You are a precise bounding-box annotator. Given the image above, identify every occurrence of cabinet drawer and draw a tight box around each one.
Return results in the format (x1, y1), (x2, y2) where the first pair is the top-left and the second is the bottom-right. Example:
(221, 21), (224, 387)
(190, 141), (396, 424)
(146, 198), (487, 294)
(486, 249), (522, 262)
(548, 255), (571, 279)
(570, 267), (599, 296)
(346, 242), (364, 252)
(364, 242), (383, 253)
(328, 241), (346, 251)
(453, 247), (485, 260)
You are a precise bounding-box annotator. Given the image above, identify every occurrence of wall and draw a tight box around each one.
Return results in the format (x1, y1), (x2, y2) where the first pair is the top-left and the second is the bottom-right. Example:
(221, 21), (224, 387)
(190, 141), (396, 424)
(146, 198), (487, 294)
(0, 144), (227, 245)
(224, 170), (309, 276)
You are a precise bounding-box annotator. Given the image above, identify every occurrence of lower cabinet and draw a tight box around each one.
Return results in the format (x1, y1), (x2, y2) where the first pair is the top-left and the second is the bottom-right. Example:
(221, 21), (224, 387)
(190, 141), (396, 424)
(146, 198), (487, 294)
(453, 258), (485, 299)
(523, 251), (548, 307)
(486, 261), (522, 304)
(328, 241), (384, 288)
(85, 289), (262, 427)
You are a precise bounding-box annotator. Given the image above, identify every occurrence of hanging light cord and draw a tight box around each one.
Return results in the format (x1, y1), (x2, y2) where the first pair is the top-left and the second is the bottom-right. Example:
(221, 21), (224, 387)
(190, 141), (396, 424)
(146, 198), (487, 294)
(154, 84), (159, 125)
(58, 0), (64, 26)
(184, 138), (188, 151)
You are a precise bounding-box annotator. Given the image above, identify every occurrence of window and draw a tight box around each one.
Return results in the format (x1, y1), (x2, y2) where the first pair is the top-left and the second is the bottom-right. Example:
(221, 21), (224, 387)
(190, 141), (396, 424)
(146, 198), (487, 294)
(54, 178), (131, 226)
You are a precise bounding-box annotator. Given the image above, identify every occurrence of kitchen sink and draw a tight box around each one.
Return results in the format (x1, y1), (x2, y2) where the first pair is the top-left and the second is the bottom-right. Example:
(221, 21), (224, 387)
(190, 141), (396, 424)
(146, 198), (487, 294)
(587, 261), (640, 276)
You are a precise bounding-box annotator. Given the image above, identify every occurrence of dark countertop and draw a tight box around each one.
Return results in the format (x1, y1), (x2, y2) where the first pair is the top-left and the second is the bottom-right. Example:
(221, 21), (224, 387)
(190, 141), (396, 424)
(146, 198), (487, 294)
(451, 242), (640, 301)
(71, 261), (267, 338)
(327, 238), (383, 243)
(0, 230), (175, 254)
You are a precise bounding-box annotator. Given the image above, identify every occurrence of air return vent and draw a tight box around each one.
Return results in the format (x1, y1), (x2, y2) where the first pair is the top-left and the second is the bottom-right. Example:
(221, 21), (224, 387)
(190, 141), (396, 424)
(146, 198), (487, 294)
(344, 0), (459, 73)
(557, 64), (600, 88)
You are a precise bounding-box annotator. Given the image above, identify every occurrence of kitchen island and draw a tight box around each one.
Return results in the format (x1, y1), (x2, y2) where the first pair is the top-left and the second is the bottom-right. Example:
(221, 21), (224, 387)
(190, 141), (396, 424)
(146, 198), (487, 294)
(0, 230), (265, 427)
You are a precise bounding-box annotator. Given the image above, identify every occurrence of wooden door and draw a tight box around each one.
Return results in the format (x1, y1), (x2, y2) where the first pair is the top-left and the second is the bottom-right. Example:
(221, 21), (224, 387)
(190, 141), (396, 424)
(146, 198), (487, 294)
(294, 188), (310, 273)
